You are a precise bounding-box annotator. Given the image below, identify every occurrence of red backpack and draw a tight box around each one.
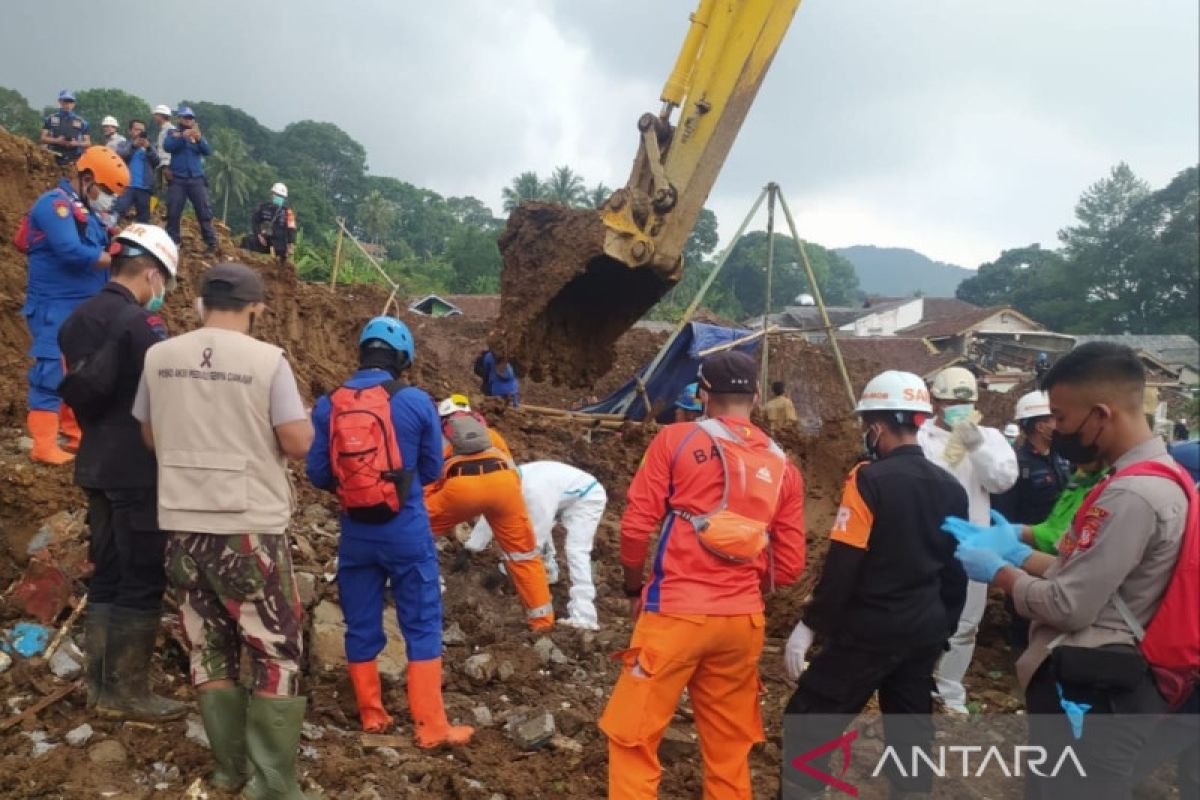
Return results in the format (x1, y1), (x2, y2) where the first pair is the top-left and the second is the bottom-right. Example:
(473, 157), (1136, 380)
(1074, 459), (1199, 708)
(328, 380), (412, 523)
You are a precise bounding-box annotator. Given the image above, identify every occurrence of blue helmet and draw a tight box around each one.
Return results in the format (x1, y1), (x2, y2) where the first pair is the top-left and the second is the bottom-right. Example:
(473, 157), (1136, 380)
(58, 89), (76, 102)
(675, 382), (702, 412)
(175, 105), (195, 118)
(359, 316), (414, 363)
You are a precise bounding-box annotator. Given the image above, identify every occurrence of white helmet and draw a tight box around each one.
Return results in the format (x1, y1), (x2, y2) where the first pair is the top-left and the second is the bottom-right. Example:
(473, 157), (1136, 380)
(856, 370), (933, 414)
(270, 182), (288, 198)
(153, 104), (172, 117)
(101, 115), (119, 128)
(1004, 423), (1019, 439)
(114, 223), (179, 279)
(1014, 390), (1052, 421)
(930, 366), (978, 402)
(438, 394), (471, 418)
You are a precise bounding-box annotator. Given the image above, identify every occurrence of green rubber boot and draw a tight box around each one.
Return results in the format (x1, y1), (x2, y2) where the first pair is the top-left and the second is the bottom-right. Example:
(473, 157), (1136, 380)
(95, 606), (188, 722)
(242, 695), (315, 800)
(83, 602), (112, 707)
(199, 686), (249, 790)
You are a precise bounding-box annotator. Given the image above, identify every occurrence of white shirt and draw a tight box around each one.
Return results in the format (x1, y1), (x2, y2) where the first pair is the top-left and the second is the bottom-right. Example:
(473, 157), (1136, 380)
(918, 420), (1018, 525)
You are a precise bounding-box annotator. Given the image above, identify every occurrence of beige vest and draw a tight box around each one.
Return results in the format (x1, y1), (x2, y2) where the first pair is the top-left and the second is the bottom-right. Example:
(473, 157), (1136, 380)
(143, 328), (293, 534)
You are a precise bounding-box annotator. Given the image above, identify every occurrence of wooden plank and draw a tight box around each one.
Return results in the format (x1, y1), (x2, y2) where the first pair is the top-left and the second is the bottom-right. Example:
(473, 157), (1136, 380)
(360, 733), (409, 748)
(0, 681), (80, 731)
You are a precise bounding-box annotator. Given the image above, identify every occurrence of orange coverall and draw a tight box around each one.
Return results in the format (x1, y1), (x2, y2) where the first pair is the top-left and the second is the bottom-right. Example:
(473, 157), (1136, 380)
(599, 415), (807, 799)
(425, 427), (553, 630)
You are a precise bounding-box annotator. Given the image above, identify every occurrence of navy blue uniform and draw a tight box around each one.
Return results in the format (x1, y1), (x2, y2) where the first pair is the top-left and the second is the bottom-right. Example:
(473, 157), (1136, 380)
(162, 128), (216, 247)
(993, 441), (1071, 525)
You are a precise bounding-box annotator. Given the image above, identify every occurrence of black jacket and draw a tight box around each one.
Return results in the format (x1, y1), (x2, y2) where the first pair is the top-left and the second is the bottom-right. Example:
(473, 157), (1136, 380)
(58, 283), (168, 489)
(992, 441), (1070, 525)
(804, 445), (969, 650)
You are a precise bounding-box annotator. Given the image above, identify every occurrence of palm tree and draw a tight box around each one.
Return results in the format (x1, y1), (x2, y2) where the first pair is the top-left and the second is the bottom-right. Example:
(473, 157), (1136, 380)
(357, 189), (395, 244)
(588, 182), (613, 209)
(501, 171), (546, 213)
(544, 165), (587, 207)
(205, 129), (255, 223)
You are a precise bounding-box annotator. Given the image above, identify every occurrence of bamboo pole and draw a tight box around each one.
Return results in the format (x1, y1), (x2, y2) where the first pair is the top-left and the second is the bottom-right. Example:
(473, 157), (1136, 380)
(697, 325), (779, 358)
(520, 404), (625, 421)
(776, 190), (857, 410)
(336, 218), (400, 293)
(330, 219), (345, 289)
(761, 183), (777, 389)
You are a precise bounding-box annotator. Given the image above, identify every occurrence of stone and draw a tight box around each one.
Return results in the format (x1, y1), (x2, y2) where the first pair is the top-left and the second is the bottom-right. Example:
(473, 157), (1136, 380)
(310, 600), (408, 679)
(471, 706), (493, 727)
(658, 727), (696, 761)
(497, 660), (515, 682)
(462, 653), (496, 684)
(18, 436), (34, 453)
(22, 731), (58, 758)
(294, 572), (319, 609)
(25, 510), (83, 555)
(532, 637), (568, 666)
(65, 723), (94, 747)
(443, 621), (467, 646)
(507, 711), (556, 752)
(88, 739), (128, 764)
(48, 644), (83, 680)
(555, 708), (588, 737)
(376, 747), (401, 766)
(301, 721), (325, 741)
(354, 788), (383, 800)
(550, 734), (582, 754)
(292, 534), (318, 564)
(152, 762), (181, 783)
(185, 715), (210, 748)
(0, 650), (11, 674)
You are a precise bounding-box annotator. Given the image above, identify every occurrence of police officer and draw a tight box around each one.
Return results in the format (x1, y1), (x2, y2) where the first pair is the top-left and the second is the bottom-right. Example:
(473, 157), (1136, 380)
(21, 146), (129, 465)
(163, 106), (218, 257)
(994, 390), (1071, 526)
(58, 224), (184, 722)
(133, 263), (314, 796)
(40, 90), (91, 165)
(113, 120), (160, 223)
(781, 371), (968, 799)
(240, 183), (296, 265)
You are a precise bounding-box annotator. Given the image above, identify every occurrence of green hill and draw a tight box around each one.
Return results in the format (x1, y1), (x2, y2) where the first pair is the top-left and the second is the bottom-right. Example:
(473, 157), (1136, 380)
(835, 245), (974, 298)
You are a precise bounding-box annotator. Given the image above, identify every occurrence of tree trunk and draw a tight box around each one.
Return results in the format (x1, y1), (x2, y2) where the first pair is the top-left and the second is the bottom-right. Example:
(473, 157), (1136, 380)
(221, 182), (230, 224)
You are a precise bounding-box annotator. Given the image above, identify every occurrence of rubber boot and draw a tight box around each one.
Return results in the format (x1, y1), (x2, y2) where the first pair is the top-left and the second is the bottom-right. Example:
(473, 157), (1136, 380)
(242, 695), (314, 800)
(96, 606), (188, 722)
(199, 686), (250, 791)
(347, 661), (393, 733)
(27, 410), (74, 465)
(59, 404), (82, 453)
(83, 602), (112, 707)
(407, 658), (474, 748)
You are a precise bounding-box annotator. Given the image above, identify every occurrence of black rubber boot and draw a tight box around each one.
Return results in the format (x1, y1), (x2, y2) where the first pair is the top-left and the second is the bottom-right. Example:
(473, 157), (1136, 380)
(199, 686), (250, 790)
(243, 695), (315, 800)
(83, 602), (112, 707)
(95, 606), (188, 722)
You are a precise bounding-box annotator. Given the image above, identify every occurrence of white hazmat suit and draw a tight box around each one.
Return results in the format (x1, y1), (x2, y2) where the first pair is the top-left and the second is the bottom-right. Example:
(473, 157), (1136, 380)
(465, 461), (606, 629)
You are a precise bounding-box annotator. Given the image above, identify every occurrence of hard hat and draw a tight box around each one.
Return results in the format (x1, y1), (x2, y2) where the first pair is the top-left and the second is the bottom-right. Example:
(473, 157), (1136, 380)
(175, 105), (195, 118)
(113, 224), (179, 279)
(270, 182), (288, 198)
(438, 394), (472, 418)
(1004, 423), (1019, 439)
(1014, 390), (1052, 421)
(101, 115), (119, 128)
(58, 89), (76, 102)
(855, 370), (933, 414)
(675, 382), (702, 412)
(153, 104), (172, 117)
(359, 316), (414, 363)
(930, 366), (978, 402)
(77, 146), (130, 195)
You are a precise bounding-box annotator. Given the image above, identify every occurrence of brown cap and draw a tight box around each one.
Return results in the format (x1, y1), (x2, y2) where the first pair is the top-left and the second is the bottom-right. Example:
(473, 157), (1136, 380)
(201, 262), (264, 303)
(698, 350), (758, 395)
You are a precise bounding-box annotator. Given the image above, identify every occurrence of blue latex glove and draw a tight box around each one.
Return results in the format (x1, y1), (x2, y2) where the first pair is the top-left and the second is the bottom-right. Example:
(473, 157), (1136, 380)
(954, 542), (1006, 583)
(1056, 683), (1091, 740)
(941, 511), (1033, 567)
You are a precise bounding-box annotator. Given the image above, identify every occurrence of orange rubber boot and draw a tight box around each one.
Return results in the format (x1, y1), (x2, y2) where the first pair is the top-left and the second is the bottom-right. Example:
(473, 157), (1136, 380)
(27, 410), (74, 465)
(347, 661), (394, 733)
(59, 404), (82, 453)
(407, 658), (474, 748)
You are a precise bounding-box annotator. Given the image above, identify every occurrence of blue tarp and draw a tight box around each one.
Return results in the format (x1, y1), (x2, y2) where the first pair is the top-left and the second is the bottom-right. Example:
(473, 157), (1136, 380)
(583, 322), (757, 422)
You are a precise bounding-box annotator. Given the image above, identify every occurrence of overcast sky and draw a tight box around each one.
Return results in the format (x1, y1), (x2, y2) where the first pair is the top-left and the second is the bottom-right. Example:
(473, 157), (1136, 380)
(3, 0), (1196, 267)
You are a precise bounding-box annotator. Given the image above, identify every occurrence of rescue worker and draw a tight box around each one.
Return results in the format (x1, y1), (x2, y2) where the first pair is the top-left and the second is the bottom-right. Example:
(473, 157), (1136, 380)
(994, 390), (1071, 525)
(58, 224), (184, 722)
(917, 365), (1017, 713)
(151, 104), (175, 204)
(20, 145), (128, 465)
(100, 116), (125, 150)
(464, 460), (606, 630)
(599, 350), (807, 800)
(478, 350), (520, 406)
(133, 263), (315, 797)
(673, 381), (702, 423)
(40, 90), (90, 165)
(1016, 460), (1109, 555)
(762, 380), (798, 432)
(113, 120), (160, 223)
(163, 106), (218, 257)
(306, 317), (474, 747)
(426, 395), (553, 629)
(240, 183), (296, 265)
(947, 342), (1198, 798)
(781, 371), (968, 799)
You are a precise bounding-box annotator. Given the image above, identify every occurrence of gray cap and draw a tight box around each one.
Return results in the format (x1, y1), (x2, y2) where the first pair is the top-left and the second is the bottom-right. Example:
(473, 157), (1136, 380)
(201, 262), (264, 303)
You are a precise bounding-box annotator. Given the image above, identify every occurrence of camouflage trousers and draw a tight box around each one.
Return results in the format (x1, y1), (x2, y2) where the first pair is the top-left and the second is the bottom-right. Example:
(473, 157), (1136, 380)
(165, 532), (304, 697)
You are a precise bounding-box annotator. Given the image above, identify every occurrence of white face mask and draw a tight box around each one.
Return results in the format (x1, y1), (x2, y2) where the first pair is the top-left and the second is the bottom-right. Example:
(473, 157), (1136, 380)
(92, 190), (116, 213)
(194, 297), (206, 323)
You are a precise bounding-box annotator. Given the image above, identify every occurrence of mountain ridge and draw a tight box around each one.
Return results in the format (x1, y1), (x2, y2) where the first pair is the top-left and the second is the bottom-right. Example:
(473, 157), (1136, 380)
(835, 245), (974, 298)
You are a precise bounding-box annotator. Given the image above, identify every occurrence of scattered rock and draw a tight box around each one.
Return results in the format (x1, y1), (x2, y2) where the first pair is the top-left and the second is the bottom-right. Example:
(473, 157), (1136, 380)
(497, 660), (516, 682)
(48, 643), (83, 680)
(310, 600), (408, 679)
(185, 715), (210, 748)
(65, 723), (94, 747)
(294, 572), (318, 608)
(463, 653), (496, 684)
(89, 739), (128, 764)
(471, 706), (493, 727)
(506, 710), (556, 752)
(0, 650), (11, 674)
(22, 731), (58, 758)
(301, 721), (325, 741)
(18, 436), (34, 452)
(25, 510), (84, 554)
(532, 637), (569, 666)
(443, 621), (467, 646)
(376, 747), (401, 766)
(292, 534), (318, 564)
(658, 727), (696, 761)
(555, 708), (588, 737)
(354, 786), (383, 800)
(303, 503), (332, 525)
(550, 733), (582, 754)
(152, 761), (181, 783)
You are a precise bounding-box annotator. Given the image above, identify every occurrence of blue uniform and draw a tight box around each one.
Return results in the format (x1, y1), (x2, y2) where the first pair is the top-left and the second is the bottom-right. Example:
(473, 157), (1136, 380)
(162, 130), (211, 177)
(307, 369), (445, 663)
(162, 129), (217, 247)
(482, 351), (520, 406)
(42, 111), (89, 164)
(21, 180), (109, 411)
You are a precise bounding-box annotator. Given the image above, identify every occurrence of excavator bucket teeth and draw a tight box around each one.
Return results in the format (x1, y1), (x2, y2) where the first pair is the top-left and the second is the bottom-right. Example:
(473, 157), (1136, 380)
(494, 202), (677, 388)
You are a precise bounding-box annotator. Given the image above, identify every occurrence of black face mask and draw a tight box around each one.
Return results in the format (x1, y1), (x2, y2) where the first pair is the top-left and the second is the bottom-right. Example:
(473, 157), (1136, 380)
(862, 425), (883, 461)
(1051, 410), (1101, 464)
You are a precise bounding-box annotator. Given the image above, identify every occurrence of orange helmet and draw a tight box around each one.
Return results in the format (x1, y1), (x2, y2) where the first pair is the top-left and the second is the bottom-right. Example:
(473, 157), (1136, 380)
(76, 146), (130, 195)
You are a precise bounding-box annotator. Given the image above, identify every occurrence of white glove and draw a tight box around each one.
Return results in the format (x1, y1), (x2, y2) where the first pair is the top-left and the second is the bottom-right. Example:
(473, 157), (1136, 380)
(784, 621), (814, 681)
(953, 419), (984, 451)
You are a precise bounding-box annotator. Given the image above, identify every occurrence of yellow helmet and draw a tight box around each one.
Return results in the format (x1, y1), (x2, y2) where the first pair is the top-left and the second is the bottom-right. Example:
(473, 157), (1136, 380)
(438, 393), (472, 417)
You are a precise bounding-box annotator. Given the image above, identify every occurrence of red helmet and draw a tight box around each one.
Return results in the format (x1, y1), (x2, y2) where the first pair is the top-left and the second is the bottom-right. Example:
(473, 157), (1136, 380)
(76, 146), (130, 195)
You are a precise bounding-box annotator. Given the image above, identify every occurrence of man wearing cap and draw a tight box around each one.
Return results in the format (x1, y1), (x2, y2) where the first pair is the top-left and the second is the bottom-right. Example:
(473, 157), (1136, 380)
(59, 223), (183, 723)
(918, 366), (1017, 713)
(781, 371), (968, 798)
(673, 381), (702, 423)
(100, 116), (126, 151)
(163, 107), (218, 257)
(41, 90), (91, 165)
(113, 120), (160, 224)
(133, 263), (315, 796)
(240, 183), (296, 266)
(599, 350), (808, 799)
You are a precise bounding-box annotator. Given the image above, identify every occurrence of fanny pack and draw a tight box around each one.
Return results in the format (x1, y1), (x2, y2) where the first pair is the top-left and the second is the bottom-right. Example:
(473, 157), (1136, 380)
(1050, 644), (1147, 692)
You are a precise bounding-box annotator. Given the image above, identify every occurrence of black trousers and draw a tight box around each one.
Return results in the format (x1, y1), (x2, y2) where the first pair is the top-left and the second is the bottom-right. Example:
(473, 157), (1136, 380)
(113, 187), (152, 223)
(782, 640), (943, 794)
(86, 488), (170, 611)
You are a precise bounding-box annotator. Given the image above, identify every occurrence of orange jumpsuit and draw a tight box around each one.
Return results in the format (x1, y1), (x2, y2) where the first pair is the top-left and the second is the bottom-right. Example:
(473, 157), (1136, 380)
(599, 415), (807, 799)
(425, 427), (553, 630)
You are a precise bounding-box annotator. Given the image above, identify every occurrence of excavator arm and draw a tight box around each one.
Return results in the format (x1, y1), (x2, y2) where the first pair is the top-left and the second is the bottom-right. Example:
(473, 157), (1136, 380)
(494, 0), (803, 387)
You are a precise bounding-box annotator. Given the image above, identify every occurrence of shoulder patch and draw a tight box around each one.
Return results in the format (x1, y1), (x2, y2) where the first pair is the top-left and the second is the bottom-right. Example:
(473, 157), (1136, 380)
(145, 314), (165, 329)
(1076, 505), (1110, 552)
(53, 200), (70, 218)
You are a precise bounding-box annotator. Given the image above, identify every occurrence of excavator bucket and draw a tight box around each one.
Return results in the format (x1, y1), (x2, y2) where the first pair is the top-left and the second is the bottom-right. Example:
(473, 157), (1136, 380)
(492, 202), (679, 387)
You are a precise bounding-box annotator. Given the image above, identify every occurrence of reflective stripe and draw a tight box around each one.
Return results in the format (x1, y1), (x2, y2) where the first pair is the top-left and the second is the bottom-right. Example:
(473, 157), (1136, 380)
(502, 548), (542, 562)
(526, 603), (554, 619)
(565, 480), (598, 499)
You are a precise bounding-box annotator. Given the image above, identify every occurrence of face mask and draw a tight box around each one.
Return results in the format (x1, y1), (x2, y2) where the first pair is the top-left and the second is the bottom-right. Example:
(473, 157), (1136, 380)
(194, 297), (206, 322)
(862, 425), (882, 460)
(145, 285), (166, 313)
(942, 403), (974, 427)
(1051, 410), (1102, 464)
(92, 190), (116, 213)
(272, 195), (285, 207)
